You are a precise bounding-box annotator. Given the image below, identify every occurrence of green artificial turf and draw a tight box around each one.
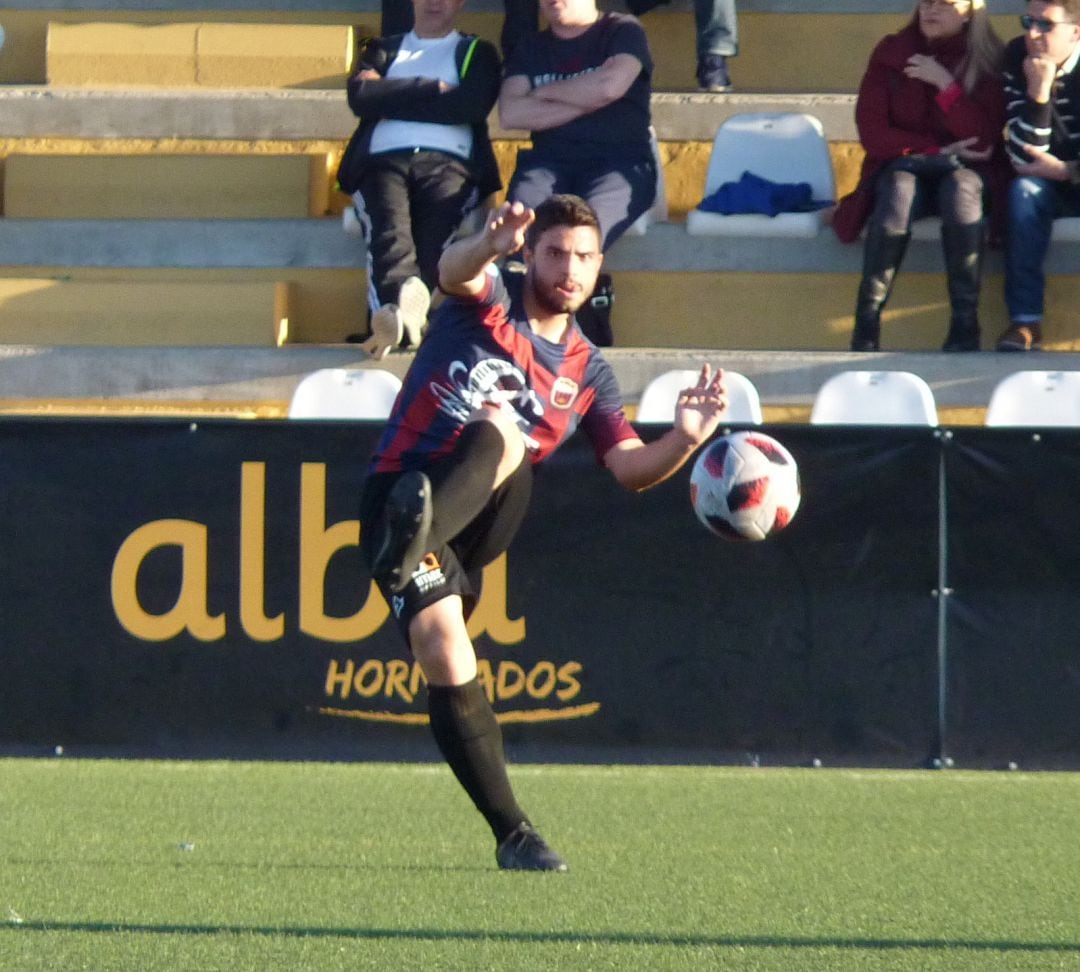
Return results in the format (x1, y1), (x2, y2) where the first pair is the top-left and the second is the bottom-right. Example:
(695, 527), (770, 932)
(1, 759), (1078, 970)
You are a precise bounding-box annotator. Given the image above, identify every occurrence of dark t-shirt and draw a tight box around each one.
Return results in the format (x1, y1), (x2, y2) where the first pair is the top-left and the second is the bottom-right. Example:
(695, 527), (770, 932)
(503, 12), (653, 164)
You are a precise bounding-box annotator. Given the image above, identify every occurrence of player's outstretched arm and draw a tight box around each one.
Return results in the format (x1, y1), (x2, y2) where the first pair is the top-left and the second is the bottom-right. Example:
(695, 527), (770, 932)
(604, 364), (727, 492)
(437, 201), (536, 297)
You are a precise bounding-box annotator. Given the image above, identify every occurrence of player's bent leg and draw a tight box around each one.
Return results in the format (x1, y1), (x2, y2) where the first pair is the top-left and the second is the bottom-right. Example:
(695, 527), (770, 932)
(368, 470), (433, 594)
(362, 417), (530, 612)
(409, 598), (568, 872)
(407, 594), (477, 685)
(425, 411), (526, 552)
(451, 451), (533, 575)
(469, 406), (526, 486)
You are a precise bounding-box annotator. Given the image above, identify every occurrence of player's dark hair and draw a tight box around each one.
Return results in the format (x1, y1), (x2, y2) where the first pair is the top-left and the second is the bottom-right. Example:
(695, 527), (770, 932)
(524, 194), (601, 250)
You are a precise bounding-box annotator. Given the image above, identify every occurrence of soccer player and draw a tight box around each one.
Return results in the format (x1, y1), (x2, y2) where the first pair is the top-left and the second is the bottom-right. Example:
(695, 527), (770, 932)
(359, 194), (727, 871)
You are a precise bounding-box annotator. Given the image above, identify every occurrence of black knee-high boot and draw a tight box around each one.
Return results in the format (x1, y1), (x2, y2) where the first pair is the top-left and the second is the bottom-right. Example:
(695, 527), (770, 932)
(851, 224), (911, 351)
(941, 221), (985, 352)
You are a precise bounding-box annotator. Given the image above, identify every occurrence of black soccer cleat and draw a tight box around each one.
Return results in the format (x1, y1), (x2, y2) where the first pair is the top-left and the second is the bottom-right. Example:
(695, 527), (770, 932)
(370, 471), (433, 593)
(495, 823), (569, 873)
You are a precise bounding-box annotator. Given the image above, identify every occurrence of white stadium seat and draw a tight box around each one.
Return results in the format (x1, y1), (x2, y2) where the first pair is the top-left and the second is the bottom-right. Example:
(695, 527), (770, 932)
(985, 371), (1080, 427)
(810, 370), (938, 427)
(686, 112), (834, 239)
(288, 367), (402, 419)
(636, 369), (763, 424)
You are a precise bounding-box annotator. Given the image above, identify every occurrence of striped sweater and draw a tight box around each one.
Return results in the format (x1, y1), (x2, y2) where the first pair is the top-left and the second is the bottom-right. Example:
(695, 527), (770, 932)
(1004, 35), (1080, 169)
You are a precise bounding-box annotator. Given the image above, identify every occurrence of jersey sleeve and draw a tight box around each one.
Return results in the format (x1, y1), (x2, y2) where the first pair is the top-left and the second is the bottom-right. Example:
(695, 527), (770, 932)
(443, 264), (508, 313)
(579, 355), (639, 464)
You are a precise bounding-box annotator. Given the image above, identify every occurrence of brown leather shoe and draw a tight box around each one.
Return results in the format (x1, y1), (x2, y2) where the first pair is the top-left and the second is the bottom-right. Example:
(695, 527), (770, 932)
(995, 323), (1042, 352)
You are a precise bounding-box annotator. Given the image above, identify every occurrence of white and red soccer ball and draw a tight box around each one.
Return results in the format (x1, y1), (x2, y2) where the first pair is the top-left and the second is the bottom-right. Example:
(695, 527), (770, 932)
(690, 431), (800, 541)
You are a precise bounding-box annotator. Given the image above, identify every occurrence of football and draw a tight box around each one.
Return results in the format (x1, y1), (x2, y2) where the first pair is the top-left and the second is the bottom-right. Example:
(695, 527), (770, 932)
(689, 431), (800, 541)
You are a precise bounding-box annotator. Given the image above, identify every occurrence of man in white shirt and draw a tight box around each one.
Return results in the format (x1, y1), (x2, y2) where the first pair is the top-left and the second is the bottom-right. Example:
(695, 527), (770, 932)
(337, 0), (502, 354)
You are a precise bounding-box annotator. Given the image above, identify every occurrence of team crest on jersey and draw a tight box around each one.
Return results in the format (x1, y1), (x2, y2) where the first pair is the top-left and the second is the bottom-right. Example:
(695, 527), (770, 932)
(550, 376), (579, 410)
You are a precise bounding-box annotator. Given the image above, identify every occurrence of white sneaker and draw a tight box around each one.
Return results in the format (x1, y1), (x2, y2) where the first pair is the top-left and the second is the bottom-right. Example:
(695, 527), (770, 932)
(397, 276), (431, 347)
(361, 305), (403, 360)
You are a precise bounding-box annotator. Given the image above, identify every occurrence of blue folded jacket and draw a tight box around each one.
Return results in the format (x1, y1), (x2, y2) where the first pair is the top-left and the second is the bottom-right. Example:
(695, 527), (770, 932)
(697, 170), (832, 217)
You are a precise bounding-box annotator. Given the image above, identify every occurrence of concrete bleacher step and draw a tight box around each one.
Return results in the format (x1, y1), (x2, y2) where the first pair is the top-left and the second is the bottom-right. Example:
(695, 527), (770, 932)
(0, 86), (861, 143)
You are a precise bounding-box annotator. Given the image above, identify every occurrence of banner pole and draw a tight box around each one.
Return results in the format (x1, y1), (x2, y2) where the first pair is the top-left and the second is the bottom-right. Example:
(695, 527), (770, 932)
(932, 430), (953, 769)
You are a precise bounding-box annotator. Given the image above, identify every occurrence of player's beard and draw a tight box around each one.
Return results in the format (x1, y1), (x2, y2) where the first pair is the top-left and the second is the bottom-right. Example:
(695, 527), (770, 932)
(525, 269), (589, 318)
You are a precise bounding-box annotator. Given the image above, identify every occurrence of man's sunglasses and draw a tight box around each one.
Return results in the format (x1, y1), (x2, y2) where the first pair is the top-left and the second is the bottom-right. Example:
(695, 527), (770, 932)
(1021, 13), (1077, 33)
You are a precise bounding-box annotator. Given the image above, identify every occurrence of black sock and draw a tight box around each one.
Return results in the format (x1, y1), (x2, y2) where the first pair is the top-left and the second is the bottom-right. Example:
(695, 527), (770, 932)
(428, 421), (506, 548)
(427, 679), (527, 843)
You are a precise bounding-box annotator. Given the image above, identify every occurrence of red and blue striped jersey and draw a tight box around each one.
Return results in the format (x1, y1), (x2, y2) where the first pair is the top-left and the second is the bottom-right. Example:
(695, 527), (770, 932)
(369, 268), (638, 473)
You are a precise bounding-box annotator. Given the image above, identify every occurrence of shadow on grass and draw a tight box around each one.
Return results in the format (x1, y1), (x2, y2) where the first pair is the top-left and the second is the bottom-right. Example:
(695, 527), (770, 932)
(3, 922), (1080, 953)
(4, 857), (481, 875)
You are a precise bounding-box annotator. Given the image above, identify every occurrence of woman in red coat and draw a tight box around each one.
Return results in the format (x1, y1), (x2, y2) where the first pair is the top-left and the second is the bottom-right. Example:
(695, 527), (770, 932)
(833, 0), (1008, 351)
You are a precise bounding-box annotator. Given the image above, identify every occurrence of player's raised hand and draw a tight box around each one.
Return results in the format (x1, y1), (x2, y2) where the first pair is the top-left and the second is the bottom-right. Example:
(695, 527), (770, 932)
(485, 201), (535, 258)
(439, 201), (535, 296)
(674, 363), (727, 445)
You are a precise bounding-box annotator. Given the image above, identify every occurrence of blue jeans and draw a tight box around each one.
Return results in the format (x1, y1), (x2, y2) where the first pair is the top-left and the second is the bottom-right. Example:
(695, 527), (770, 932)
(1005, 176), (1080, 323)
(696, 0), (737, 58)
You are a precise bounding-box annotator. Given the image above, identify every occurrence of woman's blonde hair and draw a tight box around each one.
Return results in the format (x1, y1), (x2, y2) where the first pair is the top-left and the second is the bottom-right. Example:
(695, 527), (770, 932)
(912, 0), (1004, 92)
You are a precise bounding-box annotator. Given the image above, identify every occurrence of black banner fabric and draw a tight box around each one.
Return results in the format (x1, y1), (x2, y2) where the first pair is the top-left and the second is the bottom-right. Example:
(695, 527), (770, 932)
(945, 430), (1080, 767)
(508, 427), (941, 764)
(0, 419), (945, 765)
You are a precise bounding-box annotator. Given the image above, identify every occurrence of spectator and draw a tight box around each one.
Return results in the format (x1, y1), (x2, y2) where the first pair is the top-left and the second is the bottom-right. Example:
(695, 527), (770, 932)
(337, 0), (502, 356)
(381, 0), (537, 61)
(832, 0), (1007, 353)
(627, 0), (738, 92)
(498, 0), (656, 344)
(998, 0), (1080, 352)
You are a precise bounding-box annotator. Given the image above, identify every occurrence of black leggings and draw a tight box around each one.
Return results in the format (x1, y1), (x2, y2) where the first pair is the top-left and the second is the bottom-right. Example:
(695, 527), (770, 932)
(870, 161), (985, 233)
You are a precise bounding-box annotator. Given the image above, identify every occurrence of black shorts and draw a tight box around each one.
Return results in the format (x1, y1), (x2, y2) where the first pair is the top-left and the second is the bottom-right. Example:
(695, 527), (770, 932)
(359, 455), (533, 639)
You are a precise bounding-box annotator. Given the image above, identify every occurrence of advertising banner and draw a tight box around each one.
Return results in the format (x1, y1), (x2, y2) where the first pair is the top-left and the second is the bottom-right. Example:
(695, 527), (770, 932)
(0, 419), (942, 765)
